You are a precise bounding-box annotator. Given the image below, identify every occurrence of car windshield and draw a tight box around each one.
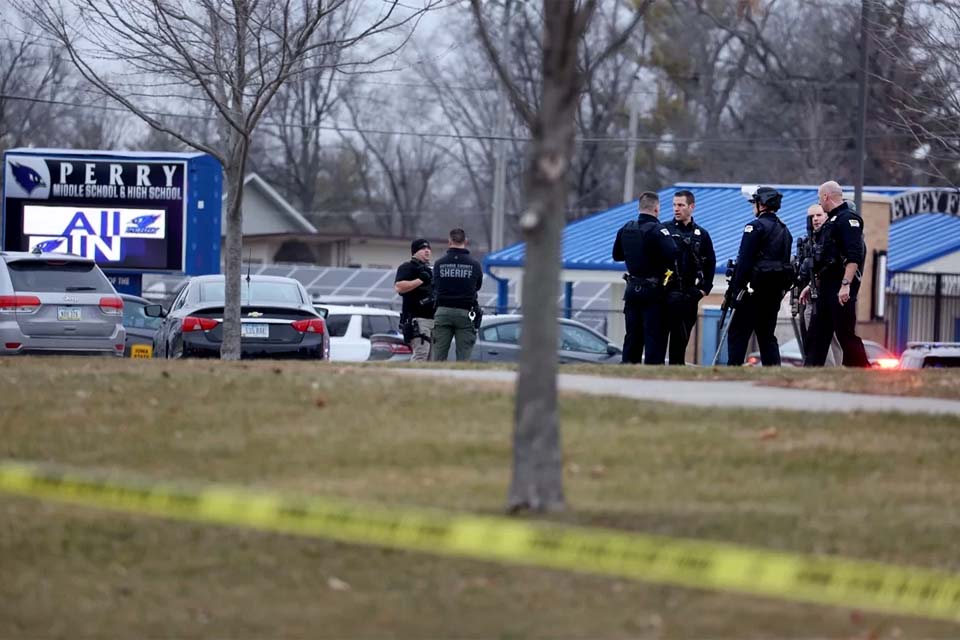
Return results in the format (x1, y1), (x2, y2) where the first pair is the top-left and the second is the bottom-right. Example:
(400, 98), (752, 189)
(200, 281), (303, 304)
(6, 260), (112, 293)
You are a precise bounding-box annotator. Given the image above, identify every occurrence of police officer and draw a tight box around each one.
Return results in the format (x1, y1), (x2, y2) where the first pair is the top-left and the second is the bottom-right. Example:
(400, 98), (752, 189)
(432, 228), (483, 361)
(726, 186), (794, 366)
(664, 189), (716, 365)
(394, 238), (435, 361)
(612, 191), (679, 365)
(798, 204), (842, 366)
(800, 181), (870, 367)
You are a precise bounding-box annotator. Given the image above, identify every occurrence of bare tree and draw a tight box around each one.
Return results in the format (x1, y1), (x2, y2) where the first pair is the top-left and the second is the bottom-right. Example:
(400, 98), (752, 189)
(254, 12), (350, 215)
(338, 89), (443, 236)
(470, 0), (650, 513)
(19, 0), (433, 359)
(0, 27), (75, 152)
(869, 0), (960, 185)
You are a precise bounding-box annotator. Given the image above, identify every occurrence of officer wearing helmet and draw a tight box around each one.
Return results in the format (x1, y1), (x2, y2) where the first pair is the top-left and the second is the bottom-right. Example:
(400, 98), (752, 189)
(726, 186), (794, 366)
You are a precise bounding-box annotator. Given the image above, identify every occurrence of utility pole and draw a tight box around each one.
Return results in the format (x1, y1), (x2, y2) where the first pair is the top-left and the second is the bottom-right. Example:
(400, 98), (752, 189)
(491, 0), (512, 252)
(623, 101), (639, 203)
(854, 0), (870, 213)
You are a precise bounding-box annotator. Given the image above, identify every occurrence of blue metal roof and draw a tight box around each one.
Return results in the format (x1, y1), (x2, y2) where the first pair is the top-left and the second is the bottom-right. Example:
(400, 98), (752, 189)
(888, 213), (960, 271)
(484, 183), (957, 274)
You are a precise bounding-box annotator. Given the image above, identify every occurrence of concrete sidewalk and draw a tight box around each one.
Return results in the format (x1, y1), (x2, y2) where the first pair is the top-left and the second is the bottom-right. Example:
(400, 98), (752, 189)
(393, 369), (960, 415)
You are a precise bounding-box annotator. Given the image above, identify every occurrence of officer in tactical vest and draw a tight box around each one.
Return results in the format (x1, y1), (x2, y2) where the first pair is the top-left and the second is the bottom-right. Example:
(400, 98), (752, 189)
(432, 228), (483, 361)
(664, 189), (716, 365)
(394, 238), (435, 361)
(612, 191), (679, 365)
(726, 186), (794, 366)
(800, 181), (870, 367)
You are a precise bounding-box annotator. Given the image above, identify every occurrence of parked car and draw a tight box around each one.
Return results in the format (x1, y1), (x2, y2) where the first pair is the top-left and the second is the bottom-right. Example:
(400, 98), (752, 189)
(469, 314), (622, 364)
(314, 304), (405, 361)
(120, 293), (162, 357)
(898, 342), (960, 368)
(367, 333), (414, 361)
(0, 250), (125, 356)
(745, 338), (899, 368)
(147, 275), (327, 359)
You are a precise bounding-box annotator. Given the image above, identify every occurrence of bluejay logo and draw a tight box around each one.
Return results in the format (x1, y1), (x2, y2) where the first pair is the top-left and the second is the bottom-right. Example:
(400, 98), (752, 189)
(7, 159), (50, 198)
(125, 214), (162, 235)
(10, 162), (46, 194)
(34, 238), (66, 253)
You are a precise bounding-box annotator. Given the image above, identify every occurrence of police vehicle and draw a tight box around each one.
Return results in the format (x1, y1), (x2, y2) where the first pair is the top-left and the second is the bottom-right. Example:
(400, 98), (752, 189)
(898, 342), (960, 369)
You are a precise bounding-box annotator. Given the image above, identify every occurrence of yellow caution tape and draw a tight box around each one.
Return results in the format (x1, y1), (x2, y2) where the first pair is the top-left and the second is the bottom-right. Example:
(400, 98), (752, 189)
(1, 459), (959, 623)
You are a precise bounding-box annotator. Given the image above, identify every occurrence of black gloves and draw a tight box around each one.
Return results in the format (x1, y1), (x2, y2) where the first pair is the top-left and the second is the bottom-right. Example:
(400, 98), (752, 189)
(418, 265), (433, 286)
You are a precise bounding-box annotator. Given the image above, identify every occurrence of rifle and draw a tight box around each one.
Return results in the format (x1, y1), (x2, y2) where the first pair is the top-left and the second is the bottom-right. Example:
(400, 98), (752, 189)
(711, 259), (740, 366)
(789, 238), (807, 359)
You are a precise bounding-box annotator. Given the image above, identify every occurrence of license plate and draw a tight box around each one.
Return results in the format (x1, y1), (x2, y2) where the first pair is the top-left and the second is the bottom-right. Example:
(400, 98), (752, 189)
(130, 344), (153, 359)
(241, 323), (269, 339)
(58, 307), (81, 321)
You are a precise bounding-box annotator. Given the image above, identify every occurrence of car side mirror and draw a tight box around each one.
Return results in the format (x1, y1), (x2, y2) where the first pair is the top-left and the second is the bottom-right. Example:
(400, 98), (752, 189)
(607, 344), (621, 356)
(314, 306), (329, 319)
(144, 304), (166, 318)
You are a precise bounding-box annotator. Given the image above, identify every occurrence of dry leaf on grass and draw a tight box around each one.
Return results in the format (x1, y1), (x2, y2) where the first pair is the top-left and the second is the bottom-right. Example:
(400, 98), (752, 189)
(327, 576), (351, 591)
(759, 428), (778, 440)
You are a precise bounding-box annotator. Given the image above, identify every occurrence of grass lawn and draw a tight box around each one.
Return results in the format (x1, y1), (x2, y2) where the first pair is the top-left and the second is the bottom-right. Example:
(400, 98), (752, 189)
(369, 360), (960, 401)
(1, 357), (959, 638)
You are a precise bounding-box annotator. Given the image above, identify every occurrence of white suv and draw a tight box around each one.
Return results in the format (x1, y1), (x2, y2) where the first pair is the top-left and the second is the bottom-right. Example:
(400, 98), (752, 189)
(314, 304), (403, 361)
(899, 342), (960, 368)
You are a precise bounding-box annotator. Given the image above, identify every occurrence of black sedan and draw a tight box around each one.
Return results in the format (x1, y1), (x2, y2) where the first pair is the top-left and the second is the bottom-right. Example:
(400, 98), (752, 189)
(120, 293), (163, 358)
(146, 275), (328, 359)
(470, 315), (622, 364)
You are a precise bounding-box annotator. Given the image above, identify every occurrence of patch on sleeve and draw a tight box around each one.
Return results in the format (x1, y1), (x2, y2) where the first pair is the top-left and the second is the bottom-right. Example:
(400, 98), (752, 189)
(743, 225), (754, 233)
(694, 228), (701, 236)
(660, 228), (670, 236)
(848, 219), (861, 227)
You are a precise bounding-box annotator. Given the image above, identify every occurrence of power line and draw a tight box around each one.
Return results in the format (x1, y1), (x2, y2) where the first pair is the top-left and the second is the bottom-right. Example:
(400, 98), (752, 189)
(3, 92), (958, 150)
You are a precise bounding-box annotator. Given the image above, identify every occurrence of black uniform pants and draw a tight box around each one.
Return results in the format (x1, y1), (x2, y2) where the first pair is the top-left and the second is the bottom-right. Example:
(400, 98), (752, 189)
(727, 289), (783, 366)
(666, 293), (698, 365)
(805, 283), (870, 367)
(623, 299), (667, 365)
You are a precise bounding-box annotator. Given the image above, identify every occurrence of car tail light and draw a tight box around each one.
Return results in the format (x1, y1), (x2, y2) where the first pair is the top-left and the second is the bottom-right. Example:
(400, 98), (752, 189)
(0, 295), (41, 313)
(115, 344), (124, 351)
(746, 355), (760, 366)
(182, 316), (219, 332)
(99, 296), (124, 315)
(5, 342), (22, 349)
(875, 357), (900, 369)
(386, 343), (412, 354)
(292, 318), (325, 334)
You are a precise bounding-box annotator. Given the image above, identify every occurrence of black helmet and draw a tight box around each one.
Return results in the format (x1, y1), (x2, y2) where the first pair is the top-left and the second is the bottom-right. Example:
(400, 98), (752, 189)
(748, 186), (783, 212)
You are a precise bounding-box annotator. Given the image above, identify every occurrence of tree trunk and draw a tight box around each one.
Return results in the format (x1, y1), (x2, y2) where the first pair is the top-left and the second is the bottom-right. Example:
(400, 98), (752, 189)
(506, 2), (582, 513)
(506, 169), (567, 513)
(221, 131), (249, 361)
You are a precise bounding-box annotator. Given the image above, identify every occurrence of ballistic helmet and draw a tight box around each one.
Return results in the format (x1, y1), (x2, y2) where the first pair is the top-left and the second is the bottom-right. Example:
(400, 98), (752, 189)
(746, 186), (783, 212)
